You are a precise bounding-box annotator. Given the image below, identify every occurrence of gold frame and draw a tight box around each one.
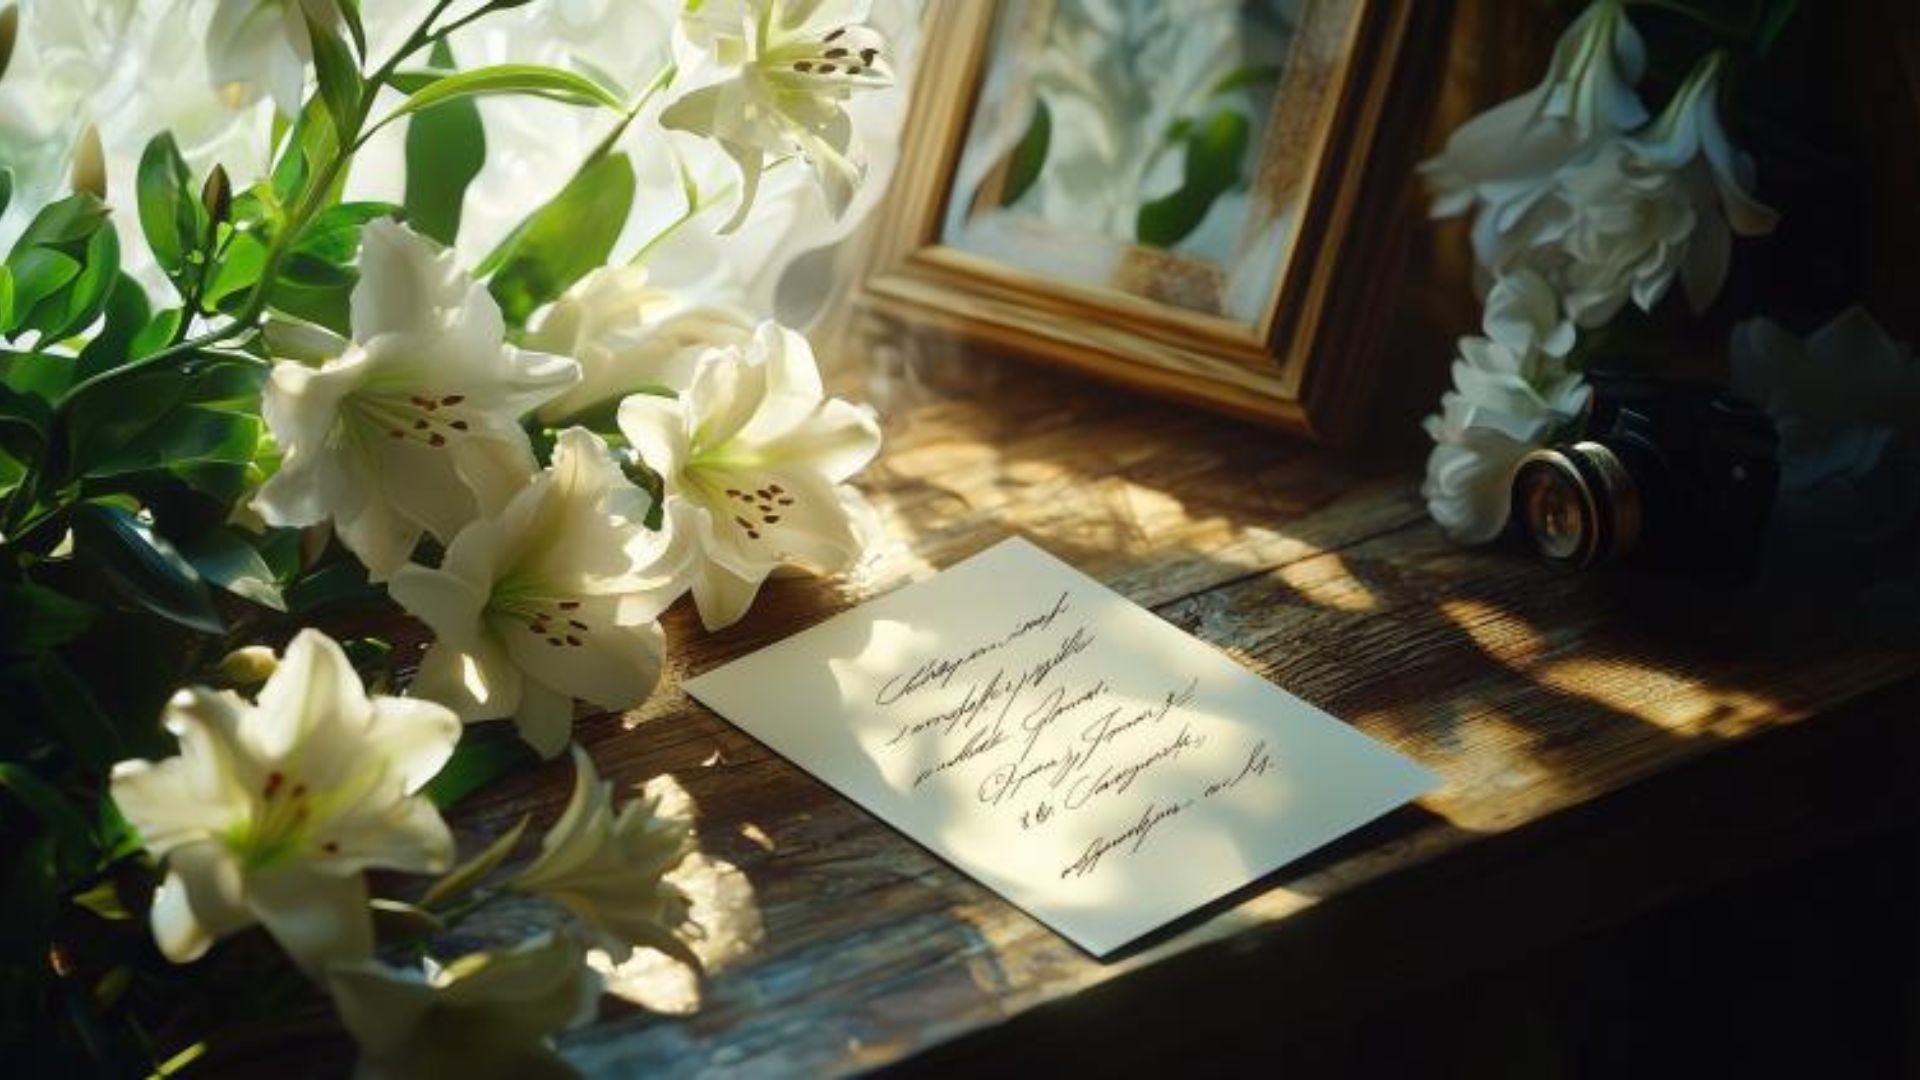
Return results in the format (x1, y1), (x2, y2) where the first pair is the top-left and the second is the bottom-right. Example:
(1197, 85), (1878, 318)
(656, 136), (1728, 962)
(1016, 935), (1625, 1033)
(853, 0), (1444, 442)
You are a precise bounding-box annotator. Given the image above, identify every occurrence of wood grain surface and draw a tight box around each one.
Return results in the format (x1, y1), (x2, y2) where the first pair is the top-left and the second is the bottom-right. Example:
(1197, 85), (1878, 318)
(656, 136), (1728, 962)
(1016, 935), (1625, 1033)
(432, 350), (1920, 1077)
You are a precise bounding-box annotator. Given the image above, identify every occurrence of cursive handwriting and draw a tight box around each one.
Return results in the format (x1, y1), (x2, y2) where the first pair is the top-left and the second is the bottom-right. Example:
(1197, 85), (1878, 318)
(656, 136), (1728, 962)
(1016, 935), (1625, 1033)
(1060, 799), (1188, 879)
(1064, 721), (1203, 813)
(1203, 740), (1273, 798)
(889, 625), (1096, 753)
(863, 597), (1279, 886)
(875, 591), (1071, 707)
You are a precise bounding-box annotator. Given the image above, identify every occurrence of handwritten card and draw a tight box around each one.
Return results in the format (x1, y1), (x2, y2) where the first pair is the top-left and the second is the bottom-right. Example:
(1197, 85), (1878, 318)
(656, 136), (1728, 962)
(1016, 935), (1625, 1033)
(684, 538), (1436, 957)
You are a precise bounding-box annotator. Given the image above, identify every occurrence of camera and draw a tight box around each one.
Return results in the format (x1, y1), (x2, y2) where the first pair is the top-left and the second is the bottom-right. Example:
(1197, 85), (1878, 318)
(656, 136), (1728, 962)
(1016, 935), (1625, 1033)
(1508, 374), (1780, 581)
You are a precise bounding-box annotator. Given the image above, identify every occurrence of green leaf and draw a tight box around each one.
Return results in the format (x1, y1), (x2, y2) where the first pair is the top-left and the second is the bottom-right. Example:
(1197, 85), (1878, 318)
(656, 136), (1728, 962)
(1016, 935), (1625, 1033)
(12, 191), (111, 249)
(135, 132), (203, 279)
(1137, 109), (1250, 248)
(0, 168), (11, 219)
(1210, 62), (1281, 97)
(86, 405), (261, 477)
(269, 100), (344, 212)
(1, 348), (74, 402)
(1001, 97), (1051, 207)
(177, 527), (286, 611)
(385, 69), (442, 95)
(71, 880), (132, 921)
(75, 273), (153, 381)
(0, 582), (95, 655)
(128, 306), (182, 359)
(280, 251), (357, 287)
(378, 64), (625, 130)
(0, 380), (49, 460)
(404, 41), (486, 245)
(204, 230), (268, 308)
(1756, 0), (1797, 54)
(285, 554), (378, 614)
(4, 248), (80, 334)
(266, 270), (356, 336)
(425, 726), (539, 809)
(484, 152), (636, 324)
(7, 216), (120, 342)
(338, 0), (367, 60)
(2, 834), (60, 958)
(291, 200), (398, 264)
(69, 502), (223, 634)
(420, 813), (529, 908)
(0, 654), (128, 776)
(306, 7), (362, 144)
(0, 263), (12, 330)
(0, 763), (94, 875)
(370, 898), (445, 943)
(95, 792), (142, 862)
(52, 224), (120, 340)
(64, 357), (264, 480)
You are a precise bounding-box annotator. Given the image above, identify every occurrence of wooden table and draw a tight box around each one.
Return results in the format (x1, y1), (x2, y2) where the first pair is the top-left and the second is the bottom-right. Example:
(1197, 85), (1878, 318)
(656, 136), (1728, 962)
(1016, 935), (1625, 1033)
(448, 351), (1920, 1076)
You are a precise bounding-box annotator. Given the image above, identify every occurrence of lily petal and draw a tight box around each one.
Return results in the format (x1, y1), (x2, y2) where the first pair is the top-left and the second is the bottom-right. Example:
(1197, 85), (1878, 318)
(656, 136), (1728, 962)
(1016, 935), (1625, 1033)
(363, 696), (462, 794)
(501, 606), (663, 718)
(512, 680), (577, 760)
(246, 864), (373, 973)
(150, 844), (254, 963)
(410, 636), (524, 724)
(251, 629), (371, 763)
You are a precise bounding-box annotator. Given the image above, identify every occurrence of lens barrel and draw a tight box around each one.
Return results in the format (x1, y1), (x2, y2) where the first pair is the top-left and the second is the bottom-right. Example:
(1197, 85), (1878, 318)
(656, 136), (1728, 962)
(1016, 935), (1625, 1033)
(1512, 441), (1643, 569)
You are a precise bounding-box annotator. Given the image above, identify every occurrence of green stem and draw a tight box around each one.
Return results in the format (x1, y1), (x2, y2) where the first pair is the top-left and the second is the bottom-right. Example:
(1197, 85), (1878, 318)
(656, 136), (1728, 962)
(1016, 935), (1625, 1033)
(586, 62), (677, 165)
(432, 886), (505, 927)
(421, 0), (504, 52)
(630, 179), (734, 267)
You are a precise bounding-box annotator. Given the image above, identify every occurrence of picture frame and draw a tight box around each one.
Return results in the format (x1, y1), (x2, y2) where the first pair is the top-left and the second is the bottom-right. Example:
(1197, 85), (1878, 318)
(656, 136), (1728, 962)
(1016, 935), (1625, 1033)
(852, 0), (1450, 442)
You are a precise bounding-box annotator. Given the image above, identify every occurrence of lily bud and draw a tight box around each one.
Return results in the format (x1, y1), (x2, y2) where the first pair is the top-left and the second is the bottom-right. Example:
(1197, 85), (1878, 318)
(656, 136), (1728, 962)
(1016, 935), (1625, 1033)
(215, 644), (279, 688)
(0, 6), (18, 86)
(201, 164), (232, 226)
(0, 6), (17, 84)
(70, 124), (106, 199)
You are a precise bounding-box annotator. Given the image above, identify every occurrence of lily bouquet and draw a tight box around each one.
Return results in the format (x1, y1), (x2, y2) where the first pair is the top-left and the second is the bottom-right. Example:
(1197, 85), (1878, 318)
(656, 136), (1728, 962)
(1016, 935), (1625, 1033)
(0, 0), (906, 1073)
(1421, 0), (1920, 617)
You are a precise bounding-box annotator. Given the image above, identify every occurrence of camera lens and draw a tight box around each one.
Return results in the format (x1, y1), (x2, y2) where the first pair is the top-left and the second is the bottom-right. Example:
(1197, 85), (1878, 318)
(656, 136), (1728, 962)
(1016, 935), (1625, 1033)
(1511, 442), (1642, 569)
(1519, 457), (1591, 562)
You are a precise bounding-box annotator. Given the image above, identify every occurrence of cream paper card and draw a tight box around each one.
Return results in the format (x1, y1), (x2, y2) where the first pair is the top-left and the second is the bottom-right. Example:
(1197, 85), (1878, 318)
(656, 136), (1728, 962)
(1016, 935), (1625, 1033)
(684, 537), (1437, 956)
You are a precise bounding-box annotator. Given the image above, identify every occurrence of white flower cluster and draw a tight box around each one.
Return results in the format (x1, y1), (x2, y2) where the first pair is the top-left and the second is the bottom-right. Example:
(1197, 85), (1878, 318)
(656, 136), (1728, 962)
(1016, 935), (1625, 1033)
(1, 0), (913, 323)
(1422, 271), (1590, 542)
(250, 219), (883, 758)
(1417, 0), (1777, 540)
(1731, 307), (1920, 490)
(110, 632), (696, 1076)
(83, 1), (904, 1070)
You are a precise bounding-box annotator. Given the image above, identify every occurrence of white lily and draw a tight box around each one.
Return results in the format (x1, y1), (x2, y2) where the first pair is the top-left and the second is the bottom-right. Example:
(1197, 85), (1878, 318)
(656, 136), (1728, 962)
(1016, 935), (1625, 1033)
(1423, 272), (1591, 542)
(390, 428), (686, 758)
(1486, 52), (1778, 327)
(526, 265), (756, 424)
(617, 321), (881, 630)
(251, 220), (580, 581)
(108, 630), (458, 973)
(1732, 307), (1920, 488)
(1613, 51), (1778, 315)
(327, 931), (603, 1080)
(661, 0), (893, 230)
(509, 745), (695, 965)
(207, 0), (345, 116)
(1422, 0), (1647, 272)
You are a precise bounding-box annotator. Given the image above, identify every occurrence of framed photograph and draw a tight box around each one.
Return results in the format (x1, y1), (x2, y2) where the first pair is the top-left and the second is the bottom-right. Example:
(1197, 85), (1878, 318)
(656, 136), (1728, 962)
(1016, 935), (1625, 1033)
(855, 0), (1447, 441)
